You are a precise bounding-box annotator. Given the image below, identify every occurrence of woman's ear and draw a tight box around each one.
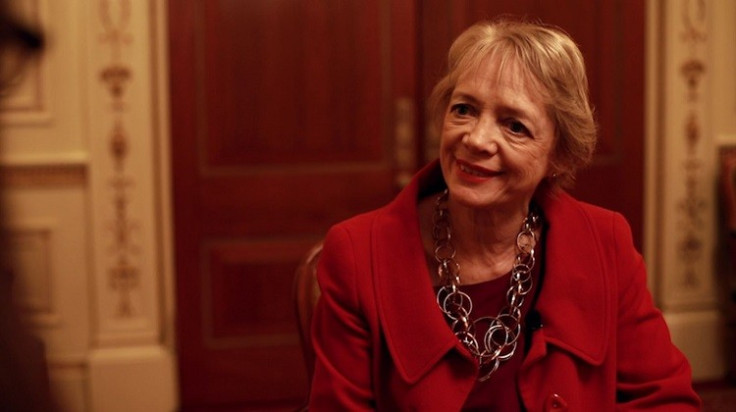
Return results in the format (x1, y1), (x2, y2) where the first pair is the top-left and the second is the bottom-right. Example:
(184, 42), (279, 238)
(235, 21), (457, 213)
(546, 161), (561, 179)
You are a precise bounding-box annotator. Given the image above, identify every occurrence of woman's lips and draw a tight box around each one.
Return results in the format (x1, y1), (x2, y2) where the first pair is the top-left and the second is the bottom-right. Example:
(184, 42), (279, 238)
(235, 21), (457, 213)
(457, 159), (498, 178)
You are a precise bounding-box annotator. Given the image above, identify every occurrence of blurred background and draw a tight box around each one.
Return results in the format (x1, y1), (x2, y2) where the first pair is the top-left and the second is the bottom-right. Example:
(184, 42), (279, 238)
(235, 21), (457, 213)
(1, 0), (735, 410)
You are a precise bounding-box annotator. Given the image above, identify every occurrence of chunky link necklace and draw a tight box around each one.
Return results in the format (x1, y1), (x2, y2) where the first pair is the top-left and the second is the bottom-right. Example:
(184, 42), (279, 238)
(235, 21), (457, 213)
(433, 189), (542, 381)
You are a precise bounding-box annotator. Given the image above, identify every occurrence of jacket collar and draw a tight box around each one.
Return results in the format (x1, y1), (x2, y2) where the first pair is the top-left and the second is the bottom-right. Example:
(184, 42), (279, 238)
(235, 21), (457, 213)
(372, 162), (610, 383)
(533, 187), (611, 366)
(372, 163), (466, 384)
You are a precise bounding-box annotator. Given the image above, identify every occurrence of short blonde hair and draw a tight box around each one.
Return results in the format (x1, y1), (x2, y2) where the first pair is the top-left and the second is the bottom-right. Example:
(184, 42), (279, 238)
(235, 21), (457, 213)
(428, 19), (596, 188)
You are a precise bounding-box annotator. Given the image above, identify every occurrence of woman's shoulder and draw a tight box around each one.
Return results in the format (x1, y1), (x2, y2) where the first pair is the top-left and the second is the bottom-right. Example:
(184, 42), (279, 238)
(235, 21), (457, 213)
(543, 190), (634, 246)
(544, 190), (625, 222)
(328, 203), (392, 237)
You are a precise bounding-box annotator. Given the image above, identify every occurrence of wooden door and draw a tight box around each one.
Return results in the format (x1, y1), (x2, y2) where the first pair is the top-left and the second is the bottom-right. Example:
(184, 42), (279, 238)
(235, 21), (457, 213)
(169, 0), (418, 410)
(419, 0), (645, 248)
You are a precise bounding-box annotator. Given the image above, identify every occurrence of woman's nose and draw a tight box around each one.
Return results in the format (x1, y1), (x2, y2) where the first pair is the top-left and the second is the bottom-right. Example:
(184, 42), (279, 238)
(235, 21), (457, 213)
(463, 117), (499, 154)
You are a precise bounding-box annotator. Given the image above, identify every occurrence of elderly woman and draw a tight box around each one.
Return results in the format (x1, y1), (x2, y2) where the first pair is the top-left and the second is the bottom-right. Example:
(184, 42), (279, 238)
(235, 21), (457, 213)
(309, 20), (700, 410)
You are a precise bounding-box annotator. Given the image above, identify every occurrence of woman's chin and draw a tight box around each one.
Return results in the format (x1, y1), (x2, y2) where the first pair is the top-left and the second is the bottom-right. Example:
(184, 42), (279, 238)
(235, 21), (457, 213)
(447, 186), (498, 209)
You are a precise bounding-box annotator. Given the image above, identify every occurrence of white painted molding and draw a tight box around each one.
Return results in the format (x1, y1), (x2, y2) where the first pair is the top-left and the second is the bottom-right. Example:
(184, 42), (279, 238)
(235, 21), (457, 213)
(1, 0), (89, 157)
(88, 345), (176, 412)
(85, 0), (163, 345)
(0, 152), (88, 167)
(647, 0), (729, 381)
(656, 0), (718, 310)
(709, 1), (736, 137)
(0, 0), (53, 126)
(151, 0), (177, 351)
(49, 364), (89, 412)
(4, 223), (58, 325)
(644, 0), (664, 296)
(46, 353), (88, 368)
(0, 0), (176, 409)
(83, 0), (178, 409)
(717, 134), (736, 146)
(665, 310), (726, 381)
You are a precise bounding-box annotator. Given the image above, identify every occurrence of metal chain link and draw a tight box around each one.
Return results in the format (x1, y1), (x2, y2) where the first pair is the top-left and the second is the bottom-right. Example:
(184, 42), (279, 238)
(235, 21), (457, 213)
(433, 189), (542, 381)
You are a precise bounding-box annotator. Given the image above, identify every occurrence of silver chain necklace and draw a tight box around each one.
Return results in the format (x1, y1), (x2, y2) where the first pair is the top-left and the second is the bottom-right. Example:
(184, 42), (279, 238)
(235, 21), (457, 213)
(433, 189), (542, 381)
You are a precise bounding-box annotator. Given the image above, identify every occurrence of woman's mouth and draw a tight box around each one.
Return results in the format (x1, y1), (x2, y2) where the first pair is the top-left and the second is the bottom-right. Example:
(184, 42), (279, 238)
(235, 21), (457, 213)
(457, 160), (496, 178)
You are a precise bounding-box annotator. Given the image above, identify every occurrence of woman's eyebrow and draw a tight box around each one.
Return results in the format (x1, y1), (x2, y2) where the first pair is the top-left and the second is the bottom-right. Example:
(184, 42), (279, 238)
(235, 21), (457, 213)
(451, 89), (537, 121)
(449, 90), (482, 105)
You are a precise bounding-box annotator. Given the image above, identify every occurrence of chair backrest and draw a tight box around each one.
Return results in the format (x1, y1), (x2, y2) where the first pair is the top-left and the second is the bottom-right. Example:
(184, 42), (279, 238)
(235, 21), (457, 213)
(293, 241), (323, 384)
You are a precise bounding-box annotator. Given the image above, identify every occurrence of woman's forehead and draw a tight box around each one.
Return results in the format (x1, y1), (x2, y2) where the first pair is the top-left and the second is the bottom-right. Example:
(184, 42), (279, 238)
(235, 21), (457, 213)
(454, 53), (548, 99)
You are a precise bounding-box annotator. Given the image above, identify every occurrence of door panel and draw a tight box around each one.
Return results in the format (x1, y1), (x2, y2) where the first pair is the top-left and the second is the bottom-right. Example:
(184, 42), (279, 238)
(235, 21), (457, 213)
(200, 2), (384, 167)
(170, 0), (417, 409)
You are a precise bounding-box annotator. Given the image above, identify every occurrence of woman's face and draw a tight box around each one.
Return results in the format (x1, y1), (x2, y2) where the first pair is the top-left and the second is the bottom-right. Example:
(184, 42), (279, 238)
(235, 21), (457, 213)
(439, 55), (556, 212)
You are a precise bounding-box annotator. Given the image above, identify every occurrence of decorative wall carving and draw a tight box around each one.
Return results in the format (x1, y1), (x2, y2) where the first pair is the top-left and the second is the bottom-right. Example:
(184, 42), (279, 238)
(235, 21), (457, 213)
(98, 0), (139, 317)
(677, 0), (708, 286)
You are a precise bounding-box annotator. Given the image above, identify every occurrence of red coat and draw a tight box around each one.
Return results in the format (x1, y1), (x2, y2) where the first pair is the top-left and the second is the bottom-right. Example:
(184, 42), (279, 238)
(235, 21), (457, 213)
(309, 162), (700, 411)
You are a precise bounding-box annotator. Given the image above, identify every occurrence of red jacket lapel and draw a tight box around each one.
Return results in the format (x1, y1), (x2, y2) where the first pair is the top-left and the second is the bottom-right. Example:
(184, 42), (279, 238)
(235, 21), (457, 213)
(371, 163), (470, 384)
(534, 189), (611, 366)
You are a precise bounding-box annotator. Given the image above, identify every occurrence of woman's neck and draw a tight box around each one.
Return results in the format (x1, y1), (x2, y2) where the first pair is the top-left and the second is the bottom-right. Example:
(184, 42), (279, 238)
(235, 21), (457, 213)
(445, 196), (530, 284)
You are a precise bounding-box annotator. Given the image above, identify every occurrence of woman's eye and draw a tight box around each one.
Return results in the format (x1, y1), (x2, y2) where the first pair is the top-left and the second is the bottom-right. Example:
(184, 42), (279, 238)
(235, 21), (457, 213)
(450, 103), (472, 116)
(507, 120), (529, 136)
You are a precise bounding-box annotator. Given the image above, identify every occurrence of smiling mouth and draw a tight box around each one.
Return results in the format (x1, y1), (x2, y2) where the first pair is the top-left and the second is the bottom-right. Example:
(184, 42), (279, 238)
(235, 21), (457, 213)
(458, 161), (497, 178)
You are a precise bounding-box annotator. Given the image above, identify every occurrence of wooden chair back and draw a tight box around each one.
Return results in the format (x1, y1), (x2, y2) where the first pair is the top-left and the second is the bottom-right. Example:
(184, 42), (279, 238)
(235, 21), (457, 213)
(293, 241), (323, 388)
